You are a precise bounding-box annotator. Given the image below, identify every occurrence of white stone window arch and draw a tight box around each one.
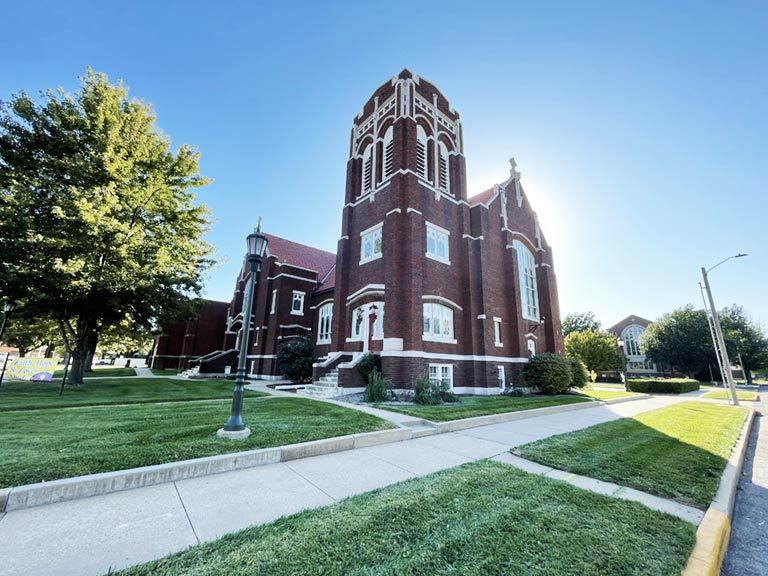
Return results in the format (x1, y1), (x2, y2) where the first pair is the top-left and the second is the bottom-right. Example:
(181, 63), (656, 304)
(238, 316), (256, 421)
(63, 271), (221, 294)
(438, 141), (450, 194)
(416, 125), (428, 181)
(361, 143), (373, 195)
(514, 240), (540, 321)
(382, 126), (394, 180)
(621, 325), (644, 357)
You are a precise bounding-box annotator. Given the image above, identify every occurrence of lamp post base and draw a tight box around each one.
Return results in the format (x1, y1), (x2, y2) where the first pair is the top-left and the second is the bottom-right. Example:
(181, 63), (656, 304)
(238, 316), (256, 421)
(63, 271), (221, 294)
(216, 427), (251, 440)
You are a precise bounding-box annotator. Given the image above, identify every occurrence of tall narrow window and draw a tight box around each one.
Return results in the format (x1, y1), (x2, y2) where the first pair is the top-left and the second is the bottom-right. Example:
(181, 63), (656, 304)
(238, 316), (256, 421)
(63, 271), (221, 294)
(493, 317), (502, 346)
(438, 142), (450, 194)
(270, 289), (277, 314)
(361, 144), (373, 195)
(621, 325), (644, 357)
(291, 291), (305, 315)
(382, 126), (394, 179)
(514, 240), (540, 320)
(416, 126), (428, 180)
(425, 222), (450, 264)
(317, 303), (333, 344)
(497, 366), (506, 389)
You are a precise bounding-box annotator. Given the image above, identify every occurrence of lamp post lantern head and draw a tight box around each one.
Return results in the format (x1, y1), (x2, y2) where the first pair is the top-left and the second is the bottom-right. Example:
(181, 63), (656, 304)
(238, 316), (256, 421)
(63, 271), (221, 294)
(246, 222), (268, 261)
(617, 338), (624, 349)
(2, 301), (15, 314)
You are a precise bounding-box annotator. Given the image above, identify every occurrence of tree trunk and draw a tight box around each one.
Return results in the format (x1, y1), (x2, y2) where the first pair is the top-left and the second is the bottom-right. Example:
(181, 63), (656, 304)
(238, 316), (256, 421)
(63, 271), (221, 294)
(44, 342), (55, 358)
(67, 350), (86, 385)
(84, 331), (98, 372)
(17, 346), (29, 358)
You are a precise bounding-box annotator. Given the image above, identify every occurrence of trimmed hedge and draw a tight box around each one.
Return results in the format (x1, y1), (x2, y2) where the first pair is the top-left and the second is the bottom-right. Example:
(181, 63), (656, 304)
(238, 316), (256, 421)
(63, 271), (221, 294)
(525, 353), (572, 395)
(626, 379), (700, 394)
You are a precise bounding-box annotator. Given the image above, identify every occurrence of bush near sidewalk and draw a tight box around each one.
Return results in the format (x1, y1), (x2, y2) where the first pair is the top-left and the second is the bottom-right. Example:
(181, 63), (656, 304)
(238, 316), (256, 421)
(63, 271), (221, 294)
(525, 353), (572, 395)
(627, 379), (699, 394)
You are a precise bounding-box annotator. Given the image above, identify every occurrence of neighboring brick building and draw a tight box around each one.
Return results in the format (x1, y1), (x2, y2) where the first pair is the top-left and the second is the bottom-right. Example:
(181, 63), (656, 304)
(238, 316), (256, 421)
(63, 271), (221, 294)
(605, 314), (667, 377)
(152, 70), (564, 393)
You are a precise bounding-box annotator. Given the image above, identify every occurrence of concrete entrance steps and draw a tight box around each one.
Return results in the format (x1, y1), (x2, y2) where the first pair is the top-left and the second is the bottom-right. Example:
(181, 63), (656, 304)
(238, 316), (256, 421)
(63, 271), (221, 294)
(301, 369), (344, 398)
(401, 418), (438, 438)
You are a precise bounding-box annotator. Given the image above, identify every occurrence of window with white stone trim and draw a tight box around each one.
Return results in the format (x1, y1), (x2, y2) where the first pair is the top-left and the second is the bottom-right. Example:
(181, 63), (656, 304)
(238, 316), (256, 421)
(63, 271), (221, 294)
(291, 291), (305, 315)
(514, 240), (540, 321)
(317, 303), (333, 344)
(429, 364), (453, 390)
(360, 223), (383, 264)
(351, 302), (384, 340)
(270, 289), (277, 314)
(422, 302), (454, 341)
(382, 126), (394, 180)
(493, 317), (503, 346)
(438, 141), (450, 194)
(425, 222), (449, 264)
(361, 144), (373, 195)
(416, 125), (428, 180)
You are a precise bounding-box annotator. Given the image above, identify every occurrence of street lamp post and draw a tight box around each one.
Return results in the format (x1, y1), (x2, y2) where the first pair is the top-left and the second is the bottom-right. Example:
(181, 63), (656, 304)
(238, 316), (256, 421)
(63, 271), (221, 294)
(701, 254), (747, 407)
(0, 301), (16, 388)
(617, 338), (627, 391)
(218, 224), (268, 439)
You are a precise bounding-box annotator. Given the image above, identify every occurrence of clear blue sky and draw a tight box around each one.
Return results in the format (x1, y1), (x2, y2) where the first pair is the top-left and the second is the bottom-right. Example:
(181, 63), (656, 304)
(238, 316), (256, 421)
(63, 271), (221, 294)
(3, 0), (766, 328)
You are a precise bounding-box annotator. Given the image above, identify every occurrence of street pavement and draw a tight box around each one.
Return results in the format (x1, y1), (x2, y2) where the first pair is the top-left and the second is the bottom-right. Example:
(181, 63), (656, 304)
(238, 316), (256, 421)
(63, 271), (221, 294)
(723, 385), (768, 576)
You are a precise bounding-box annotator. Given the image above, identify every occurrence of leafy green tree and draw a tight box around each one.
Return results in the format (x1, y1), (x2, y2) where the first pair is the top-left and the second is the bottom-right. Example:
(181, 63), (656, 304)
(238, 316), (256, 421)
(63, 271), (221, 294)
(562, 312), (601, 337)
(2, 309), (60, 357)
(0, 70), (212, 384)
(96, 319), (153, 358)
(564, 330), (620, 373)
(641, 306), (716, 379)
(721, 306), (768, 384)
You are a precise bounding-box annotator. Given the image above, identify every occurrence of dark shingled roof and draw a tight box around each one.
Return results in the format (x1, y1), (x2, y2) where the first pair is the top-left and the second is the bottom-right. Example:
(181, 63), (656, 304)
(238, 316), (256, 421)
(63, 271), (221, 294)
(468, 187), (496, 206)
(264, 233), (337, 290)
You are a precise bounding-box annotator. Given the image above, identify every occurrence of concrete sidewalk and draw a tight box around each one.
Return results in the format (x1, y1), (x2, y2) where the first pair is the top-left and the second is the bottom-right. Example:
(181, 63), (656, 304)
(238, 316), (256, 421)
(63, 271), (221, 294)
(0, 395), (681, 576)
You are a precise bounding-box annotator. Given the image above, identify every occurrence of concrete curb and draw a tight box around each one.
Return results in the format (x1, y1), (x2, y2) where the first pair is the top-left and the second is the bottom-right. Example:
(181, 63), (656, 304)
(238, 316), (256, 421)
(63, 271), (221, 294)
(682, 408), (755, 576)
(0, 394), (647, 512)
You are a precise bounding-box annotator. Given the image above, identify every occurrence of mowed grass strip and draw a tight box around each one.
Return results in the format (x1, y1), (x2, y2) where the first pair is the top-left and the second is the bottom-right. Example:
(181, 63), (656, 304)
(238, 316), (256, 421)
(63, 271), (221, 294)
(0, 377), (266, 411)
(0, 397), (392, 488)
(578, 389), (638, 400)
(374, 394), (590, 422)
(517, 401), (748, 508)
(114, 461), (696, 576)
(52, 366), (137, 378)
(702, 389), (758, 401)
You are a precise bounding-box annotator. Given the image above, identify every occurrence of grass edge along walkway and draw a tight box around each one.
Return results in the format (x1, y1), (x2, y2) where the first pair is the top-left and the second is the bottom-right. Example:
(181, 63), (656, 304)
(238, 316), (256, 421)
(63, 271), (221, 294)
(113, 461), (696, 576)
(0, 396), (393, 488)
(516, 401), (748, 509)
(373, 394), (590, 422)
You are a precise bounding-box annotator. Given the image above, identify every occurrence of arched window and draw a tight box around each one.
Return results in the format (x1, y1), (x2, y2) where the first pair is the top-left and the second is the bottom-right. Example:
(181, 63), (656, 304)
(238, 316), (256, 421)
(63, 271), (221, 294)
(621, 325), (644, 357)
(317, 303), (333, 344)
(416, 125), (428, 180)
(422, 302), (454, 341)
(514, 240), (540, 321)
(438, 142), (450, 194)
(361, 144), (373, 195)
(382, 126), (394, 180)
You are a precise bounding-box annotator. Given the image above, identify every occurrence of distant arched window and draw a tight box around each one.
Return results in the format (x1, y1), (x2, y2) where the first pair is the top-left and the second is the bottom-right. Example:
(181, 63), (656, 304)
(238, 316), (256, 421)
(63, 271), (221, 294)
(416, 125), (428, 180)
(513, 240), (539, 321)
(438, 142), (450, 194)
(382, 126), (394, 180)
(621, 325), (644, 357)
(361, 144), (373, 195)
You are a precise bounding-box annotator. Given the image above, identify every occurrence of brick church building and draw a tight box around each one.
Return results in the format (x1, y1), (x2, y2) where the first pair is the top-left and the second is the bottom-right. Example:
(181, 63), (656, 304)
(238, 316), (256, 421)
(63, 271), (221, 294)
(151, 70), (564, 395)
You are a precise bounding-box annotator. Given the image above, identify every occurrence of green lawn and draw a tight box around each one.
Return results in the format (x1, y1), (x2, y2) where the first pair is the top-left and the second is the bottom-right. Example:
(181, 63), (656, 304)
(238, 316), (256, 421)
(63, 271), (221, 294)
(114, 461), (695, 576)
(374, 394), (591, 422)
(52, 366), (137, 378)
(578, 389), (638, 400)
(517, 402), (748, 508)
(150, 368), (180, 376)
(0, 396), (392, 488)
(702, 389), (758, 401)
(0, 377), (265, 411)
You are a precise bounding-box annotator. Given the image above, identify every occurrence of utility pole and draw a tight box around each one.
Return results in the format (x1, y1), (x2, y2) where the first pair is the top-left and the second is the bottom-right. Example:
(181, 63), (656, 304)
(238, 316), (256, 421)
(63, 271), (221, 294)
(701, 267), (739, 406)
